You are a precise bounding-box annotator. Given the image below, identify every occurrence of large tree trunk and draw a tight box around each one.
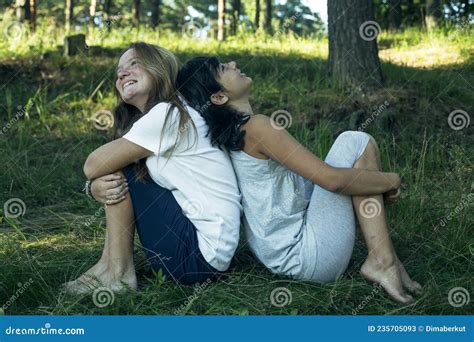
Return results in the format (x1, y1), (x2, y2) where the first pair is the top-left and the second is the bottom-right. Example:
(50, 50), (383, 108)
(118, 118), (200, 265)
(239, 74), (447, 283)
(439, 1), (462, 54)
(231, 0), (241, 35)
(65, 0), (74, 32)
(255, 0), (260, 31)
(150, 0), (161, 29)
(388, 0), (402, 30)
(327, 0), (384, 90)
(217, 0), (225, 41)
(263, 0), (272, 34)
(132, 0), (140, 27)
(425, 0), (441, 31)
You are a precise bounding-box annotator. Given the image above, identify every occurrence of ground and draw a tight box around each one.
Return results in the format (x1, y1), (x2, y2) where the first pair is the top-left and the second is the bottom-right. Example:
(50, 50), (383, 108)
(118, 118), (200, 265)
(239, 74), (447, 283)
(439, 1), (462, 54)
(0, 27), (473, 315)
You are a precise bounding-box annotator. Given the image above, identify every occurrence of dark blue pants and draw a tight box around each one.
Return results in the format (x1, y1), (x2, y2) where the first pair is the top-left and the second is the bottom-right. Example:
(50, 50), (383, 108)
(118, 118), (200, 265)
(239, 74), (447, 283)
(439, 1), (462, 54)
(123, 164), (220, 285)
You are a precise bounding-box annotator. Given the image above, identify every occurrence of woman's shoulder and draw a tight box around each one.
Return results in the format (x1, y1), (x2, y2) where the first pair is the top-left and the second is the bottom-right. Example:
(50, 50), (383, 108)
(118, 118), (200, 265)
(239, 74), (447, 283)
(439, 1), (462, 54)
(148, 101), (174, 114)
(242, 114), (272, 136)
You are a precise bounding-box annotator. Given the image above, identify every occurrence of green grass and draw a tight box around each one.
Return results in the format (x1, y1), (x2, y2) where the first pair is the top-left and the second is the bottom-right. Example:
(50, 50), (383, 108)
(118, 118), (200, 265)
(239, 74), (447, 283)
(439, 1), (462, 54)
(0, 24), (473, 315)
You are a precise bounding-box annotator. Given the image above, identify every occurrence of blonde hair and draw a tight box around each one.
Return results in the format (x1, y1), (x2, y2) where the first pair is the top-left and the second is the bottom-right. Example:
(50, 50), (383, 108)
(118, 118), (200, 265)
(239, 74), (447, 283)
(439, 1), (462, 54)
(112, 42), (195, 180)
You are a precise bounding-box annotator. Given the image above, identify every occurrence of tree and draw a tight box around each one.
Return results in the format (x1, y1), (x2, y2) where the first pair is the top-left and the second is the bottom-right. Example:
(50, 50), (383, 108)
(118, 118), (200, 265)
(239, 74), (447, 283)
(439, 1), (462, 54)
(65, 0), (74, 31)
(104, 0), (113, 18)
(217, 0), (225, 40)
(425, 0), (442, 31)
(327, 0), (384, 90)
(388, 0), (402, 30)
(89, 0), (97, 30)
(15, 0), (31, 22)
(274, 0), (324, 37)
(231, 0), (241, 35)
(132, 0), (140, 27)
(31, 0), (37, 31)
(15, 0), (37, 32)
(263, 0), (272, 34)
(255, 0), (260, 30)
(150, 0), (161, 29)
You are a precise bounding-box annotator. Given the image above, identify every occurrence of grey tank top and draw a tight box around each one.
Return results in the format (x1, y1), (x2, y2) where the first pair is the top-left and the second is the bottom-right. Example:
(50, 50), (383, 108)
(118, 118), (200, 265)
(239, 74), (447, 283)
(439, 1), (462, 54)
(230, 150), (313, 275)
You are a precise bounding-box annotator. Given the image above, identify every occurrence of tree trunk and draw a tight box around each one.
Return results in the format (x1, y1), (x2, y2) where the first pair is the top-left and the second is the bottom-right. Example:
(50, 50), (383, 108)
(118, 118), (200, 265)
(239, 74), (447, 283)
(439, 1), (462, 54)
(388, 0), (402, 30)
(327, 0), (384, 90)
(89, 0), (97, 29)
(255, 0), (260, 31)
(104, 0), (112, 17)
(231, 0), (241, 35)
(217, 0), (225, 41)
(150, 0), (161, 29)
(30, 0), (37, 31)
(65, 0), (74, 32)
(263, 0), (272, 34)
(16, 0), (31, 22)
(132, 0), (140, 27)
(425, 0), (441, 31)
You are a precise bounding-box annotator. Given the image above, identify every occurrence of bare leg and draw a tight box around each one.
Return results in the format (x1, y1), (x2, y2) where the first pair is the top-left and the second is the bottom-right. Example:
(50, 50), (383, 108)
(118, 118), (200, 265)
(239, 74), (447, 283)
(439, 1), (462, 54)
(352, 137), (422, 303)
(63, 177), (137, 294)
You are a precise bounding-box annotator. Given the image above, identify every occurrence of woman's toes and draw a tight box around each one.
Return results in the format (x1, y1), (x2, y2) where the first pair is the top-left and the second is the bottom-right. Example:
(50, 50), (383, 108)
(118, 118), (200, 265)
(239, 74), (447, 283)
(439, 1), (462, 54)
(407, 281), (423, 294)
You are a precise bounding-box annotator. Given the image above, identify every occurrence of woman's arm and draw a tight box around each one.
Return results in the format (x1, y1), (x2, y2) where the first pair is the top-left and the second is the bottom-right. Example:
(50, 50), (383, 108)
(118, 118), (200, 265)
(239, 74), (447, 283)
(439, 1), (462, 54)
(244, 115), (399, 196)
(84, 138), (152, 180)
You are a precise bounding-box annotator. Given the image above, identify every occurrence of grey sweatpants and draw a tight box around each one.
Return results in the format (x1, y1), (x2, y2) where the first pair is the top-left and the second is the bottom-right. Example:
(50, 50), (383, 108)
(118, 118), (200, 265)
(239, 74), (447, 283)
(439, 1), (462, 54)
(297, 131), (371, 282)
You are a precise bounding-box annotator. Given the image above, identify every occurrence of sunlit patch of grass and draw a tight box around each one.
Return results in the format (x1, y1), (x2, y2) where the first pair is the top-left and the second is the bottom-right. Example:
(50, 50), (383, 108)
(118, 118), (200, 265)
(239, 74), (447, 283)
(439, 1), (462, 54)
(377, 27), (473, 68)
(380, 41), (466, 68)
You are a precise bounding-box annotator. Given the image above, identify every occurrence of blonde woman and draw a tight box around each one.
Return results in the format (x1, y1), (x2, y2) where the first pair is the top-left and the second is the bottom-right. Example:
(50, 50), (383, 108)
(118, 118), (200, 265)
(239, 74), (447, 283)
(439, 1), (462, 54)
(63, 43), (242, 293)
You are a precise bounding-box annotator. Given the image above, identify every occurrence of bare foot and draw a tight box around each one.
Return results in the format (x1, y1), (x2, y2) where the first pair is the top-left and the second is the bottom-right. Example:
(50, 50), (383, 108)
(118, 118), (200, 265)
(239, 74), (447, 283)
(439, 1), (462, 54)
(396, 257), (423, 294)
(62, 261), (137, 295)
(360, 256), (414, 304)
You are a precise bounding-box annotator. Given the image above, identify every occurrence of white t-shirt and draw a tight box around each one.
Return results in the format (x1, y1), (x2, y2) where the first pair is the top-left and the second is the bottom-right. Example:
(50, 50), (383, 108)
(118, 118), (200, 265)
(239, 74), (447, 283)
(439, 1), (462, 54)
(123, 102), (242, 271)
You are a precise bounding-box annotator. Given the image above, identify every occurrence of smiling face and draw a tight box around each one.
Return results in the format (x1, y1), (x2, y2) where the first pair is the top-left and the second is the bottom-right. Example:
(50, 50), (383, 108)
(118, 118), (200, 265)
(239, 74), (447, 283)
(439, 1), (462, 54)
(115, 48), (153, 113)
(216, 61), (252, 100)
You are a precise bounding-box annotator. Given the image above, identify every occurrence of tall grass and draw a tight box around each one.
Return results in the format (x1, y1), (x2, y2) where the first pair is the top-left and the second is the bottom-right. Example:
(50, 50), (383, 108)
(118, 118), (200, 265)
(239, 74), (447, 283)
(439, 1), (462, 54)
(0, 23), (472, 315)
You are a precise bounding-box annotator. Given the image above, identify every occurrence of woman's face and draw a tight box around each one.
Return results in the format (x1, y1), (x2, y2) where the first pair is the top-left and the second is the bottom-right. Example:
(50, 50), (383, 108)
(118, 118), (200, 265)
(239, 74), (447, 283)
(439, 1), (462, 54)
(115, 48), (153, 112)
(217, 61), (252, 99)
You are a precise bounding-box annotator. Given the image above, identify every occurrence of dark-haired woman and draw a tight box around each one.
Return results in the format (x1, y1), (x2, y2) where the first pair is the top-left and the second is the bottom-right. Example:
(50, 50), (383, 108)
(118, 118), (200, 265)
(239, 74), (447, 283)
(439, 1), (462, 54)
(63, 45), (242, 293)
(176, 57), (423, 304)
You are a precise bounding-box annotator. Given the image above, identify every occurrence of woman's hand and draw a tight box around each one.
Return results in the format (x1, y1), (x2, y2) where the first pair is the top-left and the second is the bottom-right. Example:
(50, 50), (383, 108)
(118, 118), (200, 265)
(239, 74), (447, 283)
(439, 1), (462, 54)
(384, 174), (401, 204)
(384, 187), (401, 204)
(91, 174), (129, 205)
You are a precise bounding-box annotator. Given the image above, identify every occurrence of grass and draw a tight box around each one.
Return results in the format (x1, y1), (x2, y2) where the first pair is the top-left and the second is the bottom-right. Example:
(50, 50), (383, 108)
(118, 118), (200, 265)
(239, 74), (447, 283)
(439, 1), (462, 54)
(0, 23), (473, 315)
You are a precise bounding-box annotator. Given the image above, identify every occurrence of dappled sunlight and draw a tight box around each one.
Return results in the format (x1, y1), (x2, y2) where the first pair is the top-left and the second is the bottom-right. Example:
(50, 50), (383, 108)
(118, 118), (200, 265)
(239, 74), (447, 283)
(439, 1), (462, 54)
(380, 42), (467, 68)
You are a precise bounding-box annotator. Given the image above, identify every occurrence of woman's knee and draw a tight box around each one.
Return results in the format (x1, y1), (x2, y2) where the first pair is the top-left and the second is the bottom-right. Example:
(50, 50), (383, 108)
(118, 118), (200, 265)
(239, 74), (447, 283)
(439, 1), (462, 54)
(336, 131), (376, 152)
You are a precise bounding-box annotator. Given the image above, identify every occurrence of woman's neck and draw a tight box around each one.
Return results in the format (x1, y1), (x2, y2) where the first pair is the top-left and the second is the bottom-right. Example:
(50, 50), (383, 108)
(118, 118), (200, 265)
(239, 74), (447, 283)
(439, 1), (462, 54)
(229, 98), (254, 115)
